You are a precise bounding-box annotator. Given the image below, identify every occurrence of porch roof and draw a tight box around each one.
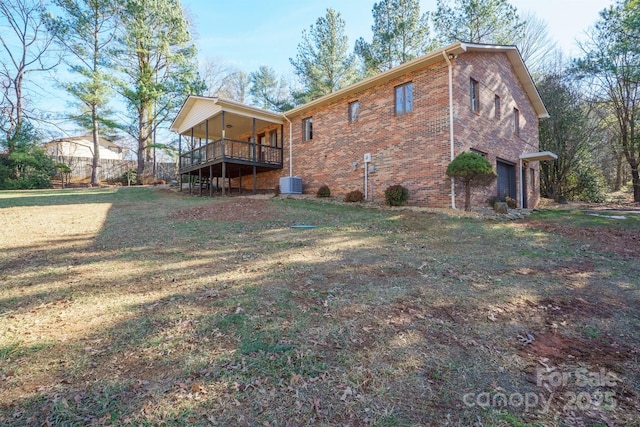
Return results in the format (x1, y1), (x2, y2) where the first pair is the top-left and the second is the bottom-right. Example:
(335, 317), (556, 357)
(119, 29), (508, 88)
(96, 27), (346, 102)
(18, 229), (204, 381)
(519, 151), (558, 162)
(170, 96), (284, 140)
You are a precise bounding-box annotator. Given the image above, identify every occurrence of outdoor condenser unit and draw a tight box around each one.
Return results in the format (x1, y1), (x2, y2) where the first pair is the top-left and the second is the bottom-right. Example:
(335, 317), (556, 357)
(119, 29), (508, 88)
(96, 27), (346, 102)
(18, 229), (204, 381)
(279, 176), (302, 194)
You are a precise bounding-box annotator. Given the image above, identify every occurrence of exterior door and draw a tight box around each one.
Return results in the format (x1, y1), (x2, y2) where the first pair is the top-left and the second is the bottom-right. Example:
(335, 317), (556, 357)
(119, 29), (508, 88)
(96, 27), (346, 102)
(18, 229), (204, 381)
(497, 159), (516, 201)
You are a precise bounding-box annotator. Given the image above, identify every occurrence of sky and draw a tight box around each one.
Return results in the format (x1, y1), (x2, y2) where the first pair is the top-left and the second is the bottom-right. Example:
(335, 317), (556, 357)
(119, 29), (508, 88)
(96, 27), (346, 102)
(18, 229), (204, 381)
(183, 0), (614, 79)
(15, 0), (615, 140)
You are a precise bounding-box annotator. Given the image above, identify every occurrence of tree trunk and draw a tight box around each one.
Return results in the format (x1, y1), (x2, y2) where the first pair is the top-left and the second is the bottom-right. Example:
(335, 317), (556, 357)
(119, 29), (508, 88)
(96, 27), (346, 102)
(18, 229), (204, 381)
(614, 154), (623, 191)
(632, 167), (640, 202)
(136, 108), (147, 185)
(91, 106), (101, 186)
(464, 181), (471, 211)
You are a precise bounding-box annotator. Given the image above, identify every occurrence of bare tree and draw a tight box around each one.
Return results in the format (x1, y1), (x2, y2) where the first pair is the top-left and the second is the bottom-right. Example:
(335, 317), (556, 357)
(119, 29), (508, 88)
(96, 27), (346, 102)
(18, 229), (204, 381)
(223, 70), (251, 103)
(517, 11), (558, 76)
(0, 0), (61, 148)
(201, 57), (236, 97)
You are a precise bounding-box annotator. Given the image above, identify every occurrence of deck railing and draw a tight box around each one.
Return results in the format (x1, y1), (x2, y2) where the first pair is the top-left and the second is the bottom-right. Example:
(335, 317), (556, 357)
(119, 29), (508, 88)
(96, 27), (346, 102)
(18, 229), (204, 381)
(179, 138), (283, 169)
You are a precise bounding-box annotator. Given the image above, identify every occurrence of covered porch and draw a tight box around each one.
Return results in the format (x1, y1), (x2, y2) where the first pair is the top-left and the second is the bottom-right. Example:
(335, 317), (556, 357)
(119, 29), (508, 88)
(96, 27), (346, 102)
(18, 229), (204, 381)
(170, 96), (285, 196)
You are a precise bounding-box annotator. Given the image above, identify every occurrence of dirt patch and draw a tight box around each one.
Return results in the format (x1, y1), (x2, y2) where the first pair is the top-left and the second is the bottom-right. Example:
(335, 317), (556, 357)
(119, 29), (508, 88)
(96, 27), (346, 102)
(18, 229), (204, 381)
(538, 297), (614, 318)
(171, 197), (285, 222)
(525, 332), (628, 368)
(521, 218), (640, 259)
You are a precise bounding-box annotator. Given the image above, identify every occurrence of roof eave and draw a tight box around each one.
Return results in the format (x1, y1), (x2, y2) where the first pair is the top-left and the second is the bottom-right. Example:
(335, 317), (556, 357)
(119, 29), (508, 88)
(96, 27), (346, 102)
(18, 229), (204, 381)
(283, 41), (549, 120)
(284, 41), (468, 118)
(458, 42), (549, 119)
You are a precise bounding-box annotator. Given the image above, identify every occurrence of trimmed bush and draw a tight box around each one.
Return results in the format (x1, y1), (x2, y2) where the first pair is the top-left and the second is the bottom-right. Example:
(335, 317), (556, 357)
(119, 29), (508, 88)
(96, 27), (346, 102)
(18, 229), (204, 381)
(316, 184), (331, 198)
(344, 190), (364, 202)
(446, 152), (497, 211)
(385, 184), (409, 206)
(274, 184), (280, 197)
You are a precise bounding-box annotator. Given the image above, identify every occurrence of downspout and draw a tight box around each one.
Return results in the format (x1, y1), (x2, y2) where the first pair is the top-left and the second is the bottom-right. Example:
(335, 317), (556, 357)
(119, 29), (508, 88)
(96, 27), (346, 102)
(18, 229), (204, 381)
(443, 50), (457, 210)
(519, 157), (523, 208)
(282, 113), (293, 177)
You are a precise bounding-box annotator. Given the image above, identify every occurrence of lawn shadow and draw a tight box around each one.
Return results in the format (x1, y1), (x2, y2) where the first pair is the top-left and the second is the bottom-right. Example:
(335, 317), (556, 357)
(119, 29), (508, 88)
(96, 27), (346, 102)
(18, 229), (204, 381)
(1, 189), (639, 426)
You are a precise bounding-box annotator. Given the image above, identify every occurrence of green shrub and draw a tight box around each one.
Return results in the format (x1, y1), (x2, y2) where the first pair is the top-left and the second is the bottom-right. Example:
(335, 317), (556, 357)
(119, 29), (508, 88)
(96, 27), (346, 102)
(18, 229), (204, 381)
(0, 123), (55, 190)
(505, 196), (517, 209)
(344, 190), (364, 202)
(121, 169), (137, 185)
(316, 184), (331, 198)
(385, 184), (409, 206)
(572, 163), (608, 203)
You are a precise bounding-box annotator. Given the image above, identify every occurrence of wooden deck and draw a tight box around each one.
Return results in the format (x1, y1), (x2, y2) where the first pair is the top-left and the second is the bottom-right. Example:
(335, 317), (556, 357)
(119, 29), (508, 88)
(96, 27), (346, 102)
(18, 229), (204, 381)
(178, 138), (283, 196)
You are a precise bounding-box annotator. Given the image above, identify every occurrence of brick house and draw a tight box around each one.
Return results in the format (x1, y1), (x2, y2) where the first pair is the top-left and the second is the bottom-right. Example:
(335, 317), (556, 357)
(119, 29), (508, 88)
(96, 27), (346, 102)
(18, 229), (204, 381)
(170, 41), (554, 209)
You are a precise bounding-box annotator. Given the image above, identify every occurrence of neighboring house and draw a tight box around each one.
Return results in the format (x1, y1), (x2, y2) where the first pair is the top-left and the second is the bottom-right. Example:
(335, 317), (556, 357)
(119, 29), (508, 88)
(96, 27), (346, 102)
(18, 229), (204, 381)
(45, 135), (124, 160)
(170, 42), (555, 209)
(45, 135), (129, 181)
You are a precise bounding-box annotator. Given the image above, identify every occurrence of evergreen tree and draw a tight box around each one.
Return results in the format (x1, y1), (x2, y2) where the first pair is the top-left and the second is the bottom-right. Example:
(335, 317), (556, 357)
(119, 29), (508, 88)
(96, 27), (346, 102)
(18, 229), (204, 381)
(574, 0), (640, 202)
(446, 151), (496, 211)
(0, 121), (55, 189)
(537, 72), (604, 201)
(46, 0), (119, 186)
(290, 8), (357, 104)
(432, 0), (524, 45)
(249, 66), (293, 112)
(114, 0), (204, 184)
(355, 0), (434, 75)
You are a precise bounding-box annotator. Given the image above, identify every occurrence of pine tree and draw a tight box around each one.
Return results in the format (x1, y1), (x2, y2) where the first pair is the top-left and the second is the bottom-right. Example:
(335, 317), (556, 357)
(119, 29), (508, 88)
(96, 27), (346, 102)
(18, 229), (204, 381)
(355, 0), (434, 75)
(432, 0), (524, 45)
(290, 8), (357, 104)
(114, 0), (204, 184)
(249, 66), (292, 112)
(47, 0), (119, 185)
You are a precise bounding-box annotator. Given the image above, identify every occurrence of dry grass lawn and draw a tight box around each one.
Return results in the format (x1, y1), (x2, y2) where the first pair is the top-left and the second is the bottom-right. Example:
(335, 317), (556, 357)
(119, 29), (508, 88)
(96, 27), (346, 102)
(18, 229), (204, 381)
(0, 187), (639, 426)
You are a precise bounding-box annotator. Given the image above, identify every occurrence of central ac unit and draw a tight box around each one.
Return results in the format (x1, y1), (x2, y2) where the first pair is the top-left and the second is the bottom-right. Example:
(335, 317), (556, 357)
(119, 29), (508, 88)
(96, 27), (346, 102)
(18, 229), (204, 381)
(279, 176), (302, 194)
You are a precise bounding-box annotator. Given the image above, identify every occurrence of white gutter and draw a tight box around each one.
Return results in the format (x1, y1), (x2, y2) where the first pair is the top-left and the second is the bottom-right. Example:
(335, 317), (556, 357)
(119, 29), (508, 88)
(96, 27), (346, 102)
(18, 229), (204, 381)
(282, 113), (293, 177)
(443, 50), (457, 210)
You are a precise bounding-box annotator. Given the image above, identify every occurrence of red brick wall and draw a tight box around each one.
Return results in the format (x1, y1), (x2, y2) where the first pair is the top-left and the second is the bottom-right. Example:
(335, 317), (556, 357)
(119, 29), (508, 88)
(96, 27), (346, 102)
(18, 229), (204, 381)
(451, 52), (541, 209)
(235, 50), (541, 209)
(280, 61), (453, 206)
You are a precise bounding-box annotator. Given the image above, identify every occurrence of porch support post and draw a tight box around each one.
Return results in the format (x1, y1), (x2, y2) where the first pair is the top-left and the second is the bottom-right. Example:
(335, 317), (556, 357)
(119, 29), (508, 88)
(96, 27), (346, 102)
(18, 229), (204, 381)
(228, 175), (231, 194)
(221, 111), (226, 163)
(178, 134), (182, 191)
(190, 128), (194, 165)
(198, 168), (202, 197)
(253, 166), (257, 194)
(189, 173), (192, 194)
(221, 162), (226, 196)
(252, 118), (256, 162)
(205, 119), (209, 162)
(209, 165), (213, 197)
